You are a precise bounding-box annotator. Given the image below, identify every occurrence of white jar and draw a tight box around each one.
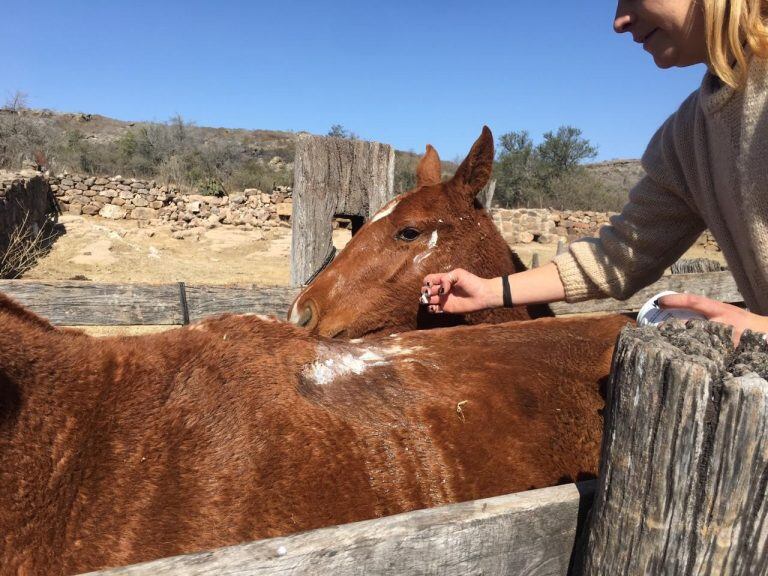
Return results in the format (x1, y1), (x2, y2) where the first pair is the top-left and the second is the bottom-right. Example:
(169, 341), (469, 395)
(636, 290), (708, 327)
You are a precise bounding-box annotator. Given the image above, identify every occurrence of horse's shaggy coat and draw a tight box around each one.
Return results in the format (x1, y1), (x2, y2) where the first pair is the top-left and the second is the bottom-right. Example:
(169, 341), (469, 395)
(0, 292), (626, 574)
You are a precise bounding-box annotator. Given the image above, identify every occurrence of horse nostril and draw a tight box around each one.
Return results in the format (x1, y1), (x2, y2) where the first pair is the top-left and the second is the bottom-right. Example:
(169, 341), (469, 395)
(297, 305), (313, 328)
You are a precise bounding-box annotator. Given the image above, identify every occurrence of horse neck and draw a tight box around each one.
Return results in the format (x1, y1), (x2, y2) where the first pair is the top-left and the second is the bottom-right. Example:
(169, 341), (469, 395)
(467, 241), (554, 322)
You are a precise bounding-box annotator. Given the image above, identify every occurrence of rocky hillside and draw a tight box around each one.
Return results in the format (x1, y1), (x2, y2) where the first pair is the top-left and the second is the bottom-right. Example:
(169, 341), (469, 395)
(586, 158), (645, 191)
(1, 108), (643, 198)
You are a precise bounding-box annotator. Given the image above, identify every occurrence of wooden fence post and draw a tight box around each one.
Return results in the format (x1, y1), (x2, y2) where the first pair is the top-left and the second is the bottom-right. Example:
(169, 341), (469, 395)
(290, 135), (395, 287)
(481, 179), (497, 208)
(578, 321), (768, 575)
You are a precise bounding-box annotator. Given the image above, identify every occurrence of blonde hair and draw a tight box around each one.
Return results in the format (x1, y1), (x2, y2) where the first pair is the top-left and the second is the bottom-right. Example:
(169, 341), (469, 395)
(705, 0), (768, 89)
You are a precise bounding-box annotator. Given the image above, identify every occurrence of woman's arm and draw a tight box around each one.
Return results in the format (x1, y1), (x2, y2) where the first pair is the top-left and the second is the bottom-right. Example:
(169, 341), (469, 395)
(421, 263), (564, 313)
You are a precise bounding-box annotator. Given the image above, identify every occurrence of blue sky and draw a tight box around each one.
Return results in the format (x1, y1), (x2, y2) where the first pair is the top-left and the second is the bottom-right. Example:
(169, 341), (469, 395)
(1, 0), (706, 162)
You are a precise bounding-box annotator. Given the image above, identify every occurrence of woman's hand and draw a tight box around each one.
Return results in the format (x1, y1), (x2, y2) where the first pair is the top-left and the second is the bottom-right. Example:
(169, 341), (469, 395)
(421, 268), (499, 314)
(659, 293), (768, 346)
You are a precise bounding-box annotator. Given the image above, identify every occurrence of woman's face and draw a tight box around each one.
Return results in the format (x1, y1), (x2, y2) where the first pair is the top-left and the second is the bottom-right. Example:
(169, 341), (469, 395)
(614, 0), (708, 68)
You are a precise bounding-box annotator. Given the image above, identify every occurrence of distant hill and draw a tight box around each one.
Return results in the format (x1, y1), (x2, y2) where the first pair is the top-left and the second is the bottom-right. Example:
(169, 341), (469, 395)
(1, 108), (641, 200)
(585, 159), (645, 192)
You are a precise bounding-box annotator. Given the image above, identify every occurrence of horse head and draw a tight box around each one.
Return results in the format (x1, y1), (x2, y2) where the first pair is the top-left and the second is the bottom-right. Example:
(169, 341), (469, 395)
(288, 127), (551, 338)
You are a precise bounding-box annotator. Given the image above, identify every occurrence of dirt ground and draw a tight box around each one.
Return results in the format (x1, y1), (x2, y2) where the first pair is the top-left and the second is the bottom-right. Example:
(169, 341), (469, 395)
(24, 214), (725, 337)
(27, 214), (295, 285)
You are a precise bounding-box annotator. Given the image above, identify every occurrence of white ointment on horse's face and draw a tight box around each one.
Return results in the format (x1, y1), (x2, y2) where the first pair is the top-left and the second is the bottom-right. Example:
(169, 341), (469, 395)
(413, 230), (438, 266)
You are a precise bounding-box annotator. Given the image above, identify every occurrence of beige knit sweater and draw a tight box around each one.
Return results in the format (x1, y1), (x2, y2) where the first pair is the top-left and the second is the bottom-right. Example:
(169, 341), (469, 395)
(553, 56), (768, 314)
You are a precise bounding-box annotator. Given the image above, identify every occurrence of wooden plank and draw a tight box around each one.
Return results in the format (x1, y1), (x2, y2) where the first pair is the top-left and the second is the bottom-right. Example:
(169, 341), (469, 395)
(0, 271), (743, 326)
(0, 281), (301, 326)
(0, 280), (184, 325)
(84, 481), (595, 576)
(185, 284), (301, 322)
(550, 270), (742, 315)
(579, 322), (768, 575)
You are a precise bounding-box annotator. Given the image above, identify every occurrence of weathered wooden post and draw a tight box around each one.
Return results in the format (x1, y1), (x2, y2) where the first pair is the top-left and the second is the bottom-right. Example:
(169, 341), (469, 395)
(556, 238), (567, 256)
(578, 321), (768, 575)
(290, 135), (395, 287)
(481, 179), (497, 208)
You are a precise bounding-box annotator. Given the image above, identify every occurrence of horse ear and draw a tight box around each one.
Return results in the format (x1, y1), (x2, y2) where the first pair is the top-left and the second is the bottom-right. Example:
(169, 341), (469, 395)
(416, 144), (442, 187)
(448, 126), (494, 201)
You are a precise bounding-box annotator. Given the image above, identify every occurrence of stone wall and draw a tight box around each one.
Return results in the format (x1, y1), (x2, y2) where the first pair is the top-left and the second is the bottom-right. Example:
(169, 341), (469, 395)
(8, 170), (721, 252)
(490, 207), (720, 251)
(50, 173), (293, 239)
(0, 170), (58, 262)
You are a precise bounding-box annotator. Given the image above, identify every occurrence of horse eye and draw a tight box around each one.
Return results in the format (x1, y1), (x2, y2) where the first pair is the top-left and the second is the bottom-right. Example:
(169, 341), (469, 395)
(397, 227), (421, 242)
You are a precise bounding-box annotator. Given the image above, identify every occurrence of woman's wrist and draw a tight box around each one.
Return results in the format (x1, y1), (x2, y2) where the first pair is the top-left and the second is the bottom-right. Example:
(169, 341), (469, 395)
(482, 276), (506, 309)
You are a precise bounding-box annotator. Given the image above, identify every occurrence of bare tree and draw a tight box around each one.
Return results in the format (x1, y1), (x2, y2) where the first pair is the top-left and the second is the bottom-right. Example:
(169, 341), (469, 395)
(4, 90), (29, 113)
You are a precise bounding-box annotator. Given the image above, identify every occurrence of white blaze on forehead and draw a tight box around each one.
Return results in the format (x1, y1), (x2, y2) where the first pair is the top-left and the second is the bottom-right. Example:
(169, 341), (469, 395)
(303, 343), (423, 386)
(370, 198), (400, 223)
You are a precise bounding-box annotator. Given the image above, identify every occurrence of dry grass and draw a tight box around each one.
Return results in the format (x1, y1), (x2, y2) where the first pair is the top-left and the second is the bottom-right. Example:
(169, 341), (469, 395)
(0, 211), (55, 279)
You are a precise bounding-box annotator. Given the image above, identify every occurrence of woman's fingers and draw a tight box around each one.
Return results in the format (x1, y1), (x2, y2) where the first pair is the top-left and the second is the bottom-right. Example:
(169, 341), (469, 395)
(658, 293), (722, 317)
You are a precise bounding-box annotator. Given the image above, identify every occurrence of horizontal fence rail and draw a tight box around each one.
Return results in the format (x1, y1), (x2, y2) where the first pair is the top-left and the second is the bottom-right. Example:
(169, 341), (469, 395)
(84, 481), (595, 576)
(0, 280), (301, 325)
(0, 271), (741, 326)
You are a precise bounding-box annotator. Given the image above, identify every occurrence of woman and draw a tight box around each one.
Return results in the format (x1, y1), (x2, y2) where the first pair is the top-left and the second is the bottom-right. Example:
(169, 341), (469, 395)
(422, 0), (768, 344)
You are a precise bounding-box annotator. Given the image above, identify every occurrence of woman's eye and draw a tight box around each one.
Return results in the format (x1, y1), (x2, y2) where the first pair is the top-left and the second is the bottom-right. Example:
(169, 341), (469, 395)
(397, 227), (421, 241)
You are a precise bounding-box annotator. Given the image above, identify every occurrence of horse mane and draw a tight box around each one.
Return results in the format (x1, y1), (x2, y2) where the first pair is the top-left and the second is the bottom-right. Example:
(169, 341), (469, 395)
(0, 293), (56, 332)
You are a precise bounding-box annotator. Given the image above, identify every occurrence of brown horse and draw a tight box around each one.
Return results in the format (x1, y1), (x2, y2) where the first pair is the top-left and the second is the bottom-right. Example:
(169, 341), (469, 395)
(288, 126), (553, 339)
(0, 292), (625, 575)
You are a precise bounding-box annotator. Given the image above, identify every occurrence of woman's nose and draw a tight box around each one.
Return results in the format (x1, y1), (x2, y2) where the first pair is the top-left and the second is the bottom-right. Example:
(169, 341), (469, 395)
(614, 2), (633, 33)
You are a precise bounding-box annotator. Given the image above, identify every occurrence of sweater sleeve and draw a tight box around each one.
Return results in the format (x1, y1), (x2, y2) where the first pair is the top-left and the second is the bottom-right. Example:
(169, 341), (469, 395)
(552, 96), (707, 302)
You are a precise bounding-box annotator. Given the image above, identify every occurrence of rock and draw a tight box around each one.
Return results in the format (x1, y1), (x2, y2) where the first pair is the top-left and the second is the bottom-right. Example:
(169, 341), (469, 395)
(82, 204), (100, 216)
(275, 203), (293, 217)
(260, 193), (272, 204)
(129, 207), (158, 220)
(244, 188), (262, 197)
(99, 204), (127, 220)
(537, 233), (559, 244)
(231, 194), (246, 205)
(150, 201), (164, 209)
(132, 197), (149, 208)
(69, 204), (83, 215)
(518, 231), (535, 244)
(112, 198), (126, 206)
(188, 201), (201, 213)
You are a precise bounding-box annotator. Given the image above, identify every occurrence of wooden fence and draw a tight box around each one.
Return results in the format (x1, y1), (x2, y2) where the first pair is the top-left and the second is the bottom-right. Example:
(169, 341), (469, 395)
(0, 270), (742, 326)
(86, 482), (594, 576)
